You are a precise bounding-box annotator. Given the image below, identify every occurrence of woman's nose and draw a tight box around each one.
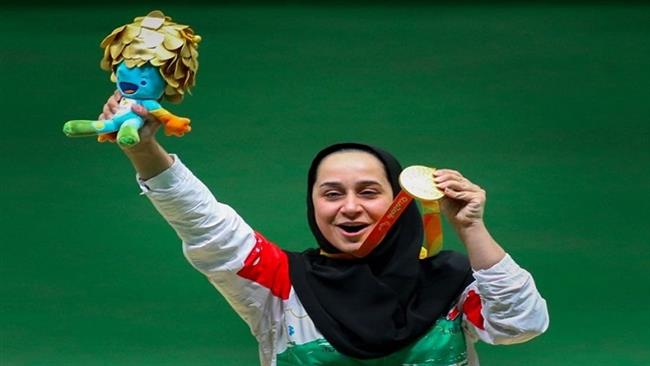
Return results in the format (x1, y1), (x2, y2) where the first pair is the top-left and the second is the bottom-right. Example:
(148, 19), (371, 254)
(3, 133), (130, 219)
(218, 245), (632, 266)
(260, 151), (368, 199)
(341, 195), (362, 216)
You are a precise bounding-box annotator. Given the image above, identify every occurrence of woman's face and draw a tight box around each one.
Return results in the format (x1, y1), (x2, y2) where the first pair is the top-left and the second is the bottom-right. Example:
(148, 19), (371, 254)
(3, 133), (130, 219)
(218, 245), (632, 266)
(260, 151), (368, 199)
(312, 151), (394, 253)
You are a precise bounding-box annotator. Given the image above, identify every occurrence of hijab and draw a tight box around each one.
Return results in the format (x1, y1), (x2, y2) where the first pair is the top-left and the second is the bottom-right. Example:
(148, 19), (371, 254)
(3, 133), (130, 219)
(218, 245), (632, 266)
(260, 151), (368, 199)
(286, 143), (473, 359)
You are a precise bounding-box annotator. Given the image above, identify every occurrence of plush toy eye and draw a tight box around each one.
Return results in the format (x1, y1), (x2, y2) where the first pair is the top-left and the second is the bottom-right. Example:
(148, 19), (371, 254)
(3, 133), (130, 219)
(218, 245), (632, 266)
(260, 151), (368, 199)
(140, 80), (148, 86)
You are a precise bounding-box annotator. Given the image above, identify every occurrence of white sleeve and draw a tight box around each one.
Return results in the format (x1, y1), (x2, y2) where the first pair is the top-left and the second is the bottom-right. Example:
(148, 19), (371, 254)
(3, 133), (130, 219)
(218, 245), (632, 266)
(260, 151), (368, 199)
(137, 155), (287, 351)
(137, 155), (256, 274)
(459, 254), (549, 345)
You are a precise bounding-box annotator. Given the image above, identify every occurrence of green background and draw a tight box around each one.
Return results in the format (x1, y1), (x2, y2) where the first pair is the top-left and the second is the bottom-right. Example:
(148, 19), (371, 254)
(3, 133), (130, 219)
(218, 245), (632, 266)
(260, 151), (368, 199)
(2, 2), (649, 365)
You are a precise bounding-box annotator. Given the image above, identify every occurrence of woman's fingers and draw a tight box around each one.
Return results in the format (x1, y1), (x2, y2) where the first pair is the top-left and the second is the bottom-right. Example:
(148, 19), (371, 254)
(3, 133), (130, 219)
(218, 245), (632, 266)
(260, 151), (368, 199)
(436, 179), (479, 193)
(434, 168), (487, 225)
(433, 169), (468, 184)
(434, 169), (462, 181)
(130, 104), (162, 141)
(435, 170), (480, 193)
(440, 187), (467, 200)
(434, 169), (486, 204)
(441, 186), (485, 202)
(108, 90), (121, 113)
(131, 104), (159, 126)
(101, 104), (112, 120)
(99, 90), (122, 120)
(131, 104), (148, 118)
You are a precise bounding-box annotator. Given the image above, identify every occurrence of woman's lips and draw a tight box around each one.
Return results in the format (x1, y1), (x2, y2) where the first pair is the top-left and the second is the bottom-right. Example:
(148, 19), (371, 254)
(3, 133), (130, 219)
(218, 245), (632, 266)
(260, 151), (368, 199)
(336, 223), (371, 238)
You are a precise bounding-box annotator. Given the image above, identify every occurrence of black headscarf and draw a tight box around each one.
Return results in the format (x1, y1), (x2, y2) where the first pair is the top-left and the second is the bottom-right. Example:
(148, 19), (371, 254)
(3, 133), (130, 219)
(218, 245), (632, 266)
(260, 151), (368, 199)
(286, 143), (473, 359)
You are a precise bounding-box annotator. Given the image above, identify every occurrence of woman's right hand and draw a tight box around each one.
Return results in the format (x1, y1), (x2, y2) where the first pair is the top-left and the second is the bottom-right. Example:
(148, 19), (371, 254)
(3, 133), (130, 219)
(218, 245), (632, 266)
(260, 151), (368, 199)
(100, 90), (173, 179)
(99, 90), (163, 151)
(98, 90), (122, 121)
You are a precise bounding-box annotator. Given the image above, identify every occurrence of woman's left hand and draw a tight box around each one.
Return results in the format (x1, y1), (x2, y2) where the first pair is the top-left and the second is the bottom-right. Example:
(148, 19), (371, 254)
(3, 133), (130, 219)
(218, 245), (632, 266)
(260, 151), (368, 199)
(434, 169), (486, 229)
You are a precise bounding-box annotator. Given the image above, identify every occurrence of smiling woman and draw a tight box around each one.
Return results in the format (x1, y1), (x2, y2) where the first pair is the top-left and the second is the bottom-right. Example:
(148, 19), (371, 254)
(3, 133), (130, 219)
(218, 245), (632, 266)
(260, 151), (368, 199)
(311, 150), (394, 253)
(99, 91), (549, 366)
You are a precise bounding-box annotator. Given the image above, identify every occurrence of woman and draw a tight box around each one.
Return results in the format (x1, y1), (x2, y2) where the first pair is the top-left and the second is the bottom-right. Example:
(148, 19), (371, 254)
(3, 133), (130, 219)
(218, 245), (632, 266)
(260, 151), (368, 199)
(103, 95), (549, 365)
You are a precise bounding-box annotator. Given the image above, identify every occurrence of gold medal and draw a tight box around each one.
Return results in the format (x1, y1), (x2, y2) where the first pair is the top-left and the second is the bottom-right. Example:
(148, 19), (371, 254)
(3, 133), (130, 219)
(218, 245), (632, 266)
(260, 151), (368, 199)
(399, 165), (444, 202)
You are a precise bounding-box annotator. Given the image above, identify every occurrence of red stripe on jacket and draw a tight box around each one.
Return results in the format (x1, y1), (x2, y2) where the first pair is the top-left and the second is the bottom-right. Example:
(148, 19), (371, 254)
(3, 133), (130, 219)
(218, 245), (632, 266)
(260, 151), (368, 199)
(463, 289), (485, 330)
(237, 232), (291, 300)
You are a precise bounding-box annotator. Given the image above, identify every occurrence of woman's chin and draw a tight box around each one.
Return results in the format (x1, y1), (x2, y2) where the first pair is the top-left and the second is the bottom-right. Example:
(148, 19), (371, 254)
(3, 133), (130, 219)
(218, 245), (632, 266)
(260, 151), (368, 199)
(332, 241), (364, 254)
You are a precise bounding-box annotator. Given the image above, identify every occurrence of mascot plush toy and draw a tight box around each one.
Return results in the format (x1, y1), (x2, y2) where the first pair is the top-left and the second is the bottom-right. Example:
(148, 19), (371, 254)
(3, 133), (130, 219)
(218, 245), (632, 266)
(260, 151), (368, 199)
(63, 10), (200, 147)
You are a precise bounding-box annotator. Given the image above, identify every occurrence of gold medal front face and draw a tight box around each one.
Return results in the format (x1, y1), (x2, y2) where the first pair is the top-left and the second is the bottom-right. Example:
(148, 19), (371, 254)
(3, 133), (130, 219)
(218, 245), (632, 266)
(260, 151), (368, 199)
(399, 165), (444, 201)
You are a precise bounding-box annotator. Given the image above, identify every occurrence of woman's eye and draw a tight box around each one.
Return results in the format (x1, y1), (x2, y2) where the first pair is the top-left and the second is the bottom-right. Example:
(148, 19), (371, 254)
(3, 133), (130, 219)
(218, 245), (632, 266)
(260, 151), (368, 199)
(360, 190), (379, 197)
(324, 191), (342, 199)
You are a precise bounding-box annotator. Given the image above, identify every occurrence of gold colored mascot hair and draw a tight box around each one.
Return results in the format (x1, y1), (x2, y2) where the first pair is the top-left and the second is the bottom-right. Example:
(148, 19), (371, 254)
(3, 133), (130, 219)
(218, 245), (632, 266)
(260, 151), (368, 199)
(99, 10), (201, 103)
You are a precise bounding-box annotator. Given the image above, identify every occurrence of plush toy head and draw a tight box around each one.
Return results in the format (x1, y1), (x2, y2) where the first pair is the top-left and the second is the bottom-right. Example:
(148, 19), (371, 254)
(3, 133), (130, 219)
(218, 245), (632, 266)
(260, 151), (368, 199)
(115, 62), (165, 100)
(63, 10), (197, 146)
(116, 62), (166, 100)
(99, 10), (201, 103)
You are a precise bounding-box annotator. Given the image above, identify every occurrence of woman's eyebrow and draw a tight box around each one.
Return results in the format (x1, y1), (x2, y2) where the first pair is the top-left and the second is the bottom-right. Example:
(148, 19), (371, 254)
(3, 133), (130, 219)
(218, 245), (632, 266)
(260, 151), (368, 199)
(357, 180), (381, 186)
(317, 180), (384, 191)
(318, 182), (344, 189)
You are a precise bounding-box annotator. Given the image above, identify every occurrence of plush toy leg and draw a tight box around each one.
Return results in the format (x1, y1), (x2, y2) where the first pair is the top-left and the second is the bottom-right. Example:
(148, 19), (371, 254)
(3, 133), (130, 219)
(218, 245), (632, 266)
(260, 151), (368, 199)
(98, 132), (118, 143)
(63, 119), (119, 137)
(63, 120), (102, 137)
(116, 118), (143, 148)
